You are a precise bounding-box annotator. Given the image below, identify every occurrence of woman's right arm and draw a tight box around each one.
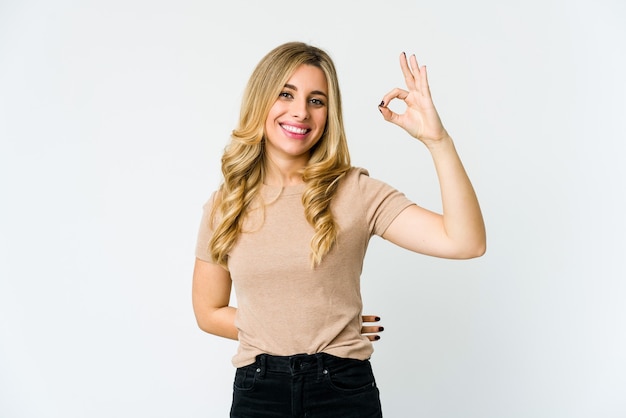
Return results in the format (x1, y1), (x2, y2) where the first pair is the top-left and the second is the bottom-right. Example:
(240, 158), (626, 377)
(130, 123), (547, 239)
(192, 257), (238, 340)
(192, 257), (386, 342)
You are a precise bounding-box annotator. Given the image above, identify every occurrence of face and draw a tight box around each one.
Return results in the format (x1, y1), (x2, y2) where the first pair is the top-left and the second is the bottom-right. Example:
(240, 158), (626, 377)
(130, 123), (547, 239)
(264, 64), (328, 164)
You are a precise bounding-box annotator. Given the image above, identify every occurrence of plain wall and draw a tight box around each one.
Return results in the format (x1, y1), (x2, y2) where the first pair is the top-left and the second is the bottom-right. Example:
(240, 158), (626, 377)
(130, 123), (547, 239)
(1, 0), (625, 416)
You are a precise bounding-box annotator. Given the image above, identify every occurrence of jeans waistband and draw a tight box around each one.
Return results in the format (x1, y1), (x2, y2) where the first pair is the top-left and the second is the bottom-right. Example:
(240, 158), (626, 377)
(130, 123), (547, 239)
(253, 352), (368, 378)
(257, 353), (324, 376)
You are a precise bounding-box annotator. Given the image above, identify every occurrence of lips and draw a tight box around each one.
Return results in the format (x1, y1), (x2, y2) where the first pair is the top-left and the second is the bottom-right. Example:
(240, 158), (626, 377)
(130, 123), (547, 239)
(280, 123), (310, 136)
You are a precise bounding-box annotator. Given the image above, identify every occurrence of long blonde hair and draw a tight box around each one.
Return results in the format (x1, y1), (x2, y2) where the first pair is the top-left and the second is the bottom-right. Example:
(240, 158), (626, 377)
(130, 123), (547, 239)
(209, 42), (351, 268)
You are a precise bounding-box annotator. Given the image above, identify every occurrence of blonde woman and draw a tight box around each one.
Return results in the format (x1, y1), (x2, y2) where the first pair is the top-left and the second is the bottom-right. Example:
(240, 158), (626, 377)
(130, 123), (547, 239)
(193, 42), (486, 417)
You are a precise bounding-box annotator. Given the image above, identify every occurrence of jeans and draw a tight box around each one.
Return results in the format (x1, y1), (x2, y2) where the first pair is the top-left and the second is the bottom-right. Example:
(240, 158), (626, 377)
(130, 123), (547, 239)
(230, 352), (383, 418)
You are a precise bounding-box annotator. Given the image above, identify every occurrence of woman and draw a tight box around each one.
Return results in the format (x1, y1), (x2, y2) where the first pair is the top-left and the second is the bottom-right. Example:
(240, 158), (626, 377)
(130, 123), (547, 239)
(193, 41), (485, 417)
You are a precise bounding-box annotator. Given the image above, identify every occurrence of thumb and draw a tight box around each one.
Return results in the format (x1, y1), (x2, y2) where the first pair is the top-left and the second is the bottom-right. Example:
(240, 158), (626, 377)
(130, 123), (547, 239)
(378, 103), (401, 126)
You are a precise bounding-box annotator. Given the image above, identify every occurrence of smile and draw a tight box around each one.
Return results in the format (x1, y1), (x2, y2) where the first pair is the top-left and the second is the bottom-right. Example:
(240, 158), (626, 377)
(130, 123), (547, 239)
(281, 124), (310, 135)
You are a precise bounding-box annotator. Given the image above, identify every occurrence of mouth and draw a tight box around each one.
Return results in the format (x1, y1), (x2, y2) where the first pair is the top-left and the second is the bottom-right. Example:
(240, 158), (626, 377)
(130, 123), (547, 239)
(280, 123), (311, 136)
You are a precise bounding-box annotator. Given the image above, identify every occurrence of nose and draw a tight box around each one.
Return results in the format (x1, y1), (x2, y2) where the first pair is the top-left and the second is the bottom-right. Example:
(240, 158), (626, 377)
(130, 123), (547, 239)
(290, 98), (309, 120)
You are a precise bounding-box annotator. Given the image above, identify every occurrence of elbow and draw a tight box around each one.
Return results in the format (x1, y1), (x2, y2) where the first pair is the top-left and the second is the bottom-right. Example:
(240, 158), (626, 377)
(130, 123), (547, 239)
(195, 315), (221, 336)
(196, 319), (223, 337)
(451, 238), (486, 260)
(461, 240), (486, 259)
(461, 228), (487, 259)
(195, 316), (211, 333)
(193, 308), (238, 340)
(471, 242), (487, 258)
(196, 319), (210, 333)
(193, 309), (215, 334)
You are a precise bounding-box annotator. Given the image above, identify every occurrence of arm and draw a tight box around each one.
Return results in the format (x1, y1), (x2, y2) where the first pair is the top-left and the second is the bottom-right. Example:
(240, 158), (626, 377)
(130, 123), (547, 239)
(378, 53), (486, 259)
(191, 257), (238, 340)
(192, 256), (385, 341)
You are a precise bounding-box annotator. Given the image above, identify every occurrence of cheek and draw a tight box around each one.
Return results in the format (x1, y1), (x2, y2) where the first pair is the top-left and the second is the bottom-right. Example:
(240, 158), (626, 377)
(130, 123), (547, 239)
(264, 106), (280, 130)
(265, 100), (284, 122)
(265, 106), (277, 124)
(319, 115), (329, 137)
(316, 110), (328, 130)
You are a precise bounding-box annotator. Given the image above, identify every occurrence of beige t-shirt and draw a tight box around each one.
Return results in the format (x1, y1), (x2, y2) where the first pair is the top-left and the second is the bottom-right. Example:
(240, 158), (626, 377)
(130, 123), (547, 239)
(195, 167), (414, 367)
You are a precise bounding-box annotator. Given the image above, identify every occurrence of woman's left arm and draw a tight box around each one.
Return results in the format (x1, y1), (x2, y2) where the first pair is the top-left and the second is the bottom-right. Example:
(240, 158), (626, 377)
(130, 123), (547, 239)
(378, 53), (486, 259)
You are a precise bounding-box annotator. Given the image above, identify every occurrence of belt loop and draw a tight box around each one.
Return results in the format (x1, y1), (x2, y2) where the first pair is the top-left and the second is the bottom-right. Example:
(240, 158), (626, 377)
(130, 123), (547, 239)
(316, 353), (325, 381)
(257, 354), (267, 379)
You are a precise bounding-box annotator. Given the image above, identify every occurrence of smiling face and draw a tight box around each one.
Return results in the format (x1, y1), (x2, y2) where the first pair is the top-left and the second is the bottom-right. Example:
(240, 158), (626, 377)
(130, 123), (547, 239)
(264, 64), (328, 166)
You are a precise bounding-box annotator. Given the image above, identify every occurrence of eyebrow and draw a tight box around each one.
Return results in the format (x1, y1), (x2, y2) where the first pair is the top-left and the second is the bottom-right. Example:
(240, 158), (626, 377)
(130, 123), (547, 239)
(284, 83), (328, 98)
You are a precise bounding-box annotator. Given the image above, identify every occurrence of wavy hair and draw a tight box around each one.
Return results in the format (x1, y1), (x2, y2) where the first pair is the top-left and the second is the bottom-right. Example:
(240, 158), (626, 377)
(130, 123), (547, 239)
(209, 42), (351, 268)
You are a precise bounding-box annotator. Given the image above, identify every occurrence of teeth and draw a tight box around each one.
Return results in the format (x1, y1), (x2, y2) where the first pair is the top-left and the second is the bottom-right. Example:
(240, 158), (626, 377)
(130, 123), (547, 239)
(282, 124), (308, 134)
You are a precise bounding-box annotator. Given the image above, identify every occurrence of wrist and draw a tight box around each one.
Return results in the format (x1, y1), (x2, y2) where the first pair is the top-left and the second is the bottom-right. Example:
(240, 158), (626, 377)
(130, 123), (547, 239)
(422, 131), (453, 152)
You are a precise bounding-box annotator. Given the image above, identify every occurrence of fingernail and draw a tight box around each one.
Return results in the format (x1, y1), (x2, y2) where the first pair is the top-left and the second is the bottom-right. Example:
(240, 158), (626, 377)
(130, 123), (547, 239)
(375, 316), (381, 321)
(378, 100), (384, 107)
(374, 336), (381, 340)
(378, 327), (384, 332)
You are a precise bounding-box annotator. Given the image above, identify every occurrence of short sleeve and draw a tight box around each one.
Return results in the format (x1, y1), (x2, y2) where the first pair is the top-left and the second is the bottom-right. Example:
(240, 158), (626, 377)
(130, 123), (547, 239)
(355, 168), (415, 236)
(195, 192), (218, 263)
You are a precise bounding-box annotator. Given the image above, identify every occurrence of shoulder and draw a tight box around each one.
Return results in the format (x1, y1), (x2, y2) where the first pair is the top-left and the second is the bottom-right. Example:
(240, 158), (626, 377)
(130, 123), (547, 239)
(341, 166), (370, 185)
(201, 189), (221, 210)
(340, 166), (393, 192)
(199, 189), (223, 227)
(335, 166), (397, 204)
(334, 166), (367, 195)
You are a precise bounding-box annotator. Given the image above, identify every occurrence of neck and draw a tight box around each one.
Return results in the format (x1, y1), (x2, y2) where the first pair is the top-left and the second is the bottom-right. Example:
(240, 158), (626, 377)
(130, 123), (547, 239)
(264, 155), (308, 187)
(264, 166), (304, 187)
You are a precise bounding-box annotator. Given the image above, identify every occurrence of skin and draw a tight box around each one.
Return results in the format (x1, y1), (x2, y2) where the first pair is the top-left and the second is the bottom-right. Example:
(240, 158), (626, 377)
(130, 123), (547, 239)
(378, 53), (486, 258)
(192, 54), (486, 344)
(263, 64), (328, 186)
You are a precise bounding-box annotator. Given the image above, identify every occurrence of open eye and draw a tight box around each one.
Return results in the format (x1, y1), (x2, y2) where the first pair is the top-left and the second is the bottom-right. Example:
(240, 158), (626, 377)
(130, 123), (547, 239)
(279, 91), (293, 99)
(309, 98), (326, 106)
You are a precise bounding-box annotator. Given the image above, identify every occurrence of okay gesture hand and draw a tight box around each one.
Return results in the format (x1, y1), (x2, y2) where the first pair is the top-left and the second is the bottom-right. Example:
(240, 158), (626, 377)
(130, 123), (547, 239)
(378, 53), (449, 145)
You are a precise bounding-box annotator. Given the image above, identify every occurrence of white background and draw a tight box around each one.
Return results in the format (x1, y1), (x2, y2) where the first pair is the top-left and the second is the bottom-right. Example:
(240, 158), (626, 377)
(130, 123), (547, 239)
(1, 0), (625, 417)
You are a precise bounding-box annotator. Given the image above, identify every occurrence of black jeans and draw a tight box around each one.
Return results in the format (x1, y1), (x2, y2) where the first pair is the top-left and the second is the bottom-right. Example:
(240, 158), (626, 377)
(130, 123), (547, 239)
(230, 352), (382, 418)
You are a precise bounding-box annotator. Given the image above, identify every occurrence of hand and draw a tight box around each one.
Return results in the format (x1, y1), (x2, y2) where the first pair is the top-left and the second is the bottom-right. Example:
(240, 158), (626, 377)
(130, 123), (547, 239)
(378, 52), (448, 145)
(361, 315), (384, 342)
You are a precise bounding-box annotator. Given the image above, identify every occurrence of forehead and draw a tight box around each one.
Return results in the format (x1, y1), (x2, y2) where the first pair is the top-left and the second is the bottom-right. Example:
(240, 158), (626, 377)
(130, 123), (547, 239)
(285, 64), (328, 93)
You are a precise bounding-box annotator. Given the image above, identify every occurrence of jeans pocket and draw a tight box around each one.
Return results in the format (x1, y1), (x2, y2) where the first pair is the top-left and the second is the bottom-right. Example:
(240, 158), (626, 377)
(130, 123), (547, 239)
(325, 360), (377, 394)
(233, 364), (258, 392)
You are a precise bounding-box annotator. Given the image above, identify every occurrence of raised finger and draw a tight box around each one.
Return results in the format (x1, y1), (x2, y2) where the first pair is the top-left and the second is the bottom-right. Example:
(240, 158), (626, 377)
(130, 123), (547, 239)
(409, 54), (422, 93)
(420, 64), (431, 98)
(399, 52), (416, 91)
